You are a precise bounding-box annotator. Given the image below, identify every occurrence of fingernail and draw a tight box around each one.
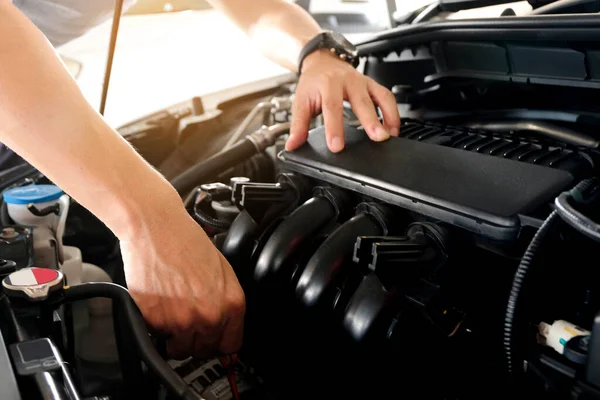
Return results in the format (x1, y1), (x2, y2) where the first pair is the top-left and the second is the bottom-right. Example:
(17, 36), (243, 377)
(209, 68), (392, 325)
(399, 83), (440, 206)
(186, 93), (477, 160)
(331, 137), (343, 152)
(285, 139), (296, 151)
(375, 126), (390, 141)
(391, 127), (399, 137)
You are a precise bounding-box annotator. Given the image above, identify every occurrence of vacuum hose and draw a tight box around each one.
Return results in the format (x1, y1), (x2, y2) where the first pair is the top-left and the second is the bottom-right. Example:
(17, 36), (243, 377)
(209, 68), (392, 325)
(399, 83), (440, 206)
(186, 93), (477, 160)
(171, 123), (291, 197)
(194, 208), (231, 230)
(172, 139), (257, 197)
(193, 193), (232, 231)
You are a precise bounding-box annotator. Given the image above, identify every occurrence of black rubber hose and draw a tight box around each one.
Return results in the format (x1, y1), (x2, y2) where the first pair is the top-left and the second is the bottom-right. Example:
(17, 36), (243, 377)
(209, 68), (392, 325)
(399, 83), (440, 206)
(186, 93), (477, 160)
(0, 163), (39, 192)
(254, 196), (338, 284)
(112, 298), (147, 398)
(171, 138), (257, 197)
(193, 195), (232, 230)
(1, 295), (30, 342)
(0, 201), (11, 226)
(194, 208), (232, 230)
(504, 210), (562, 379)
(555, 178), (600, 243)
(221, 210), (259, 264)
(296, 213), (384, 309)
(63, 283), (196, 400)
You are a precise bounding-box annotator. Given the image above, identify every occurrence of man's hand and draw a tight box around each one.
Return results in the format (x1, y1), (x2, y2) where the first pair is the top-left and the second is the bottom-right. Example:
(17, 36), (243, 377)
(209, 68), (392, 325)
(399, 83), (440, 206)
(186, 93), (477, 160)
(285, 50), (401, 153)
(0, 1), (245, 360)
(119, 205), (246, 359)
(206, 0), (399, 152)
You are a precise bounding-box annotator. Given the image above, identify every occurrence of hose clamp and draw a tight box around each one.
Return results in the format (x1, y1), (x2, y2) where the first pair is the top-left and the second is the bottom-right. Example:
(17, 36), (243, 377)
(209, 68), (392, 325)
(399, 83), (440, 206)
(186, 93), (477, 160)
(246, 122), (292, 152)
(246, 127), (271, 152)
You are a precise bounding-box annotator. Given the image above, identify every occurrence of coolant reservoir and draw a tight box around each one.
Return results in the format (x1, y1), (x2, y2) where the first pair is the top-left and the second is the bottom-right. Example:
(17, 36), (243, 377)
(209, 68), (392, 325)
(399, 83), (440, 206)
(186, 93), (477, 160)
(3, 184), (64, 227)
(3, 184), (69, 269)
(3, 184), (118, 364)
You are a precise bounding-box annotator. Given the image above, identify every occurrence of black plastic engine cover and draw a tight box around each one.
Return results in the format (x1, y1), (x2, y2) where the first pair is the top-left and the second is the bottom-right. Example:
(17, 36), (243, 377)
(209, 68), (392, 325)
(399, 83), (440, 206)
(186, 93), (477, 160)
(278, 125), (574, 240)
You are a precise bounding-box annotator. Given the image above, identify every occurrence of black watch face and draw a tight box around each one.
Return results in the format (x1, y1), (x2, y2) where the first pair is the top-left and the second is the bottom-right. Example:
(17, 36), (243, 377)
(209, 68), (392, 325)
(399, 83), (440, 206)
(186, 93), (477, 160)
(329, 31), (358, 56)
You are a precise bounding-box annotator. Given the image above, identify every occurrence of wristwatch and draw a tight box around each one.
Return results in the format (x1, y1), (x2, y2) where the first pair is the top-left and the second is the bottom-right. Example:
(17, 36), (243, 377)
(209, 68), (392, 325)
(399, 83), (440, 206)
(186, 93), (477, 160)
(297, 31), (359, 74)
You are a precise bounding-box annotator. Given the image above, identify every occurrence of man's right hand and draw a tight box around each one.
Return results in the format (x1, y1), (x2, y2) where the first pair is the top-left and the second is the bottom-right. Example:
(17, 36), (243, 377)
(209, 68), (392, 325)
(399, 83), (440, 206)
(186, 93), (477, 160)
(118, 204), (246, 359)
(0, 0), (245, 359)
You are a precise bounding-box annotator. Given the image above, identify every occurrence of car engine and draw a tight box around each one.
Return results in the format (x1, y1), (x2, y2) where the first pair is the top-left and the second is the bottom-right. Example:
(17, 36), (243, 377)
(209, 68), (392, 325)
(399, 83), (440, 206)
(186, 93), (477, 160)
(2, 7), (600, 400)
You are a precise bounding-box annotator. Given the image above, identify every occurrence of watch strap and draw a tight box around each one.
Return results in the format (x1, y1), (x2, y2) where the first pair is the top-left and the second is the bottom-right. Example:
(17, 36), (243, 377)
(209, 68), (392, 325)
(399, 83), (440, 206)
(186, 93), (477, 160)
(297, 31), (358, 74)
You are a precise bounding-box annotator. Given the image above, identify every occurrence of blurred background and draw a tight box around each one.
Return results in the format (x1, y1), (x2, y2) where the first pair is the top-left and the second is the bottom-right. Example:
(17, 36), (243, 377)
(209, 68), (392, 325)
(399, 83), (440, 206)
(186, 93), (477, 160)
(55, 0), (529, 128)
(53, 1), (425, 128)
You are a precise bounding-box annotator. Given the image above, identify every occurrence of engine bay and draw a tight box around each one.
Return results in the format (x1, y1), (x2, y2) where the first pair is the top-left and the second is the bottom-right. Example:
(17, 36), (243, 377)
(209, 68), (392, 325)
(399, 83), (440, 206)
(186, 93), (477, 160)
(3, 9), (600, 400)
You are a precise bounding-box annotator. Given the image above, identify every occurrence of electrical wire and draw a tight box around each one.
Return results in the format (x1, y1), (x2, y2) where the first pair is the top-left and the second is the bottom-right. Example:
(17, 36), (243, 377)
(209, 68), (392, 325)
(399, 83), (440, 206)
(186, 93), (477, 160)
(448, 314), (466, 337)
(504, 210), (562, 379)
(554, 178), (600, 243)
(503, 179), (600, 380)
(219, 354), (240, 400)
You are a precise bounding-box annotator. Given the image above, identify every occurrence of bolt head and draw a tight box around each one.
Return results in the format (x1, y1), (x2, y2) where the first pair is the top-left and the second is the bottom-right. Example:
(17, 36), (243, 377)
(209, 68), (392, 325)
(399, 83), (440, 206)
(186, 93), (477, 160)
(0, 228), (18, 239)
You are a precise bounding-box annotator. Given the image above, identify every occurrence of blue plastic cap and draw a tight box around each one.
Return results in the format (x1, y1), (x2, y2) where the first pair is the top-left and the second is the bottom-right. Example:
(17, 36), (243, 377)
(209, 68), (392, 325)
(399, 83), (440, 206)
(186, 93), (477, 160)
(3, 185), (64, 205)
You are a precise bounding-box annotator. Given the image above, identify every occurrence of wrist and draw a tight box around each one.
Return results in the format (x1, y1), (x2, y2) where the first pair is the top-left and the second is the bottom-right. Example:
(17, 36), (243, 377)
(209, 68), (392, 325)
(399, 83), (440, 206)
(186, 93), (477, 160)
(106, 179), (185, 241)
(296, 30), (359, 74)
(300, 48), (344, 73)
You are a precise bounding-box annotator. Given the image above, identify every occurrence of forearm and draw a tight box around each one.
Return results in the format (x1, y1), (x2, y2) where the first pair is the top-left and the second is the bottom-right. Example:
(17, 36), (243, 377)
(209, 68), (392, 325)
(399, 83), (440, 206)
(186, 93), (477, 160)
(0, 1), (180, 239)
(207, 0), (322, 71)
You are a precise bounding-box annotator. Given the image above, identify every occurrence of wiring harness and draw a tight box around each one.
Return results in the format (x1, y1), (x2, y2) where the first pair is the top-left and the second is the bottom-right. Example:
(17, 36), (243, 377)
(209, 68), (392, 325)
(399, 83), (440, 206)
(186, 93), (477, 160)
(504, 178), (600, 381)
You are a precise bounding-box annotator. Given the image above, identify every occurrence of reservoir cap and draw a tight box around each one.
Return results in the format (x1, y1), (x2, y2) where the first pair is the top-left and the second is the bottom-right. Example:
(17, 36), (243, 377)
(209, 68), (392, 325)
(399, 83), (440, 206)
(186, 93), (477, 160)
(3, 185), (63, 205)
(2, 267), (63, 301)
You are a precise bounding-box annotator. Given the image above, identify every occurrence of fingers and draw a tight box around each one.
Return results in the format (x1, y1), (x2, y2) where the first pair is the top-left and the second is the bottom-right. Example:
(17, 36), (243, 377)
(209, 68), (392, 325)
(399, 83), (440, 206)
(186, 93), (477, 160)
(166, 318), (243, 361)
(217, 257), (246, 355)
(166, 332), (194, 360)
(166, 332), (220, 360)
(193, 332), (221, 359)
(164, 257), (245, 359)
(286, 68), (400, 153)
(217, 312), (244, 355)
(286, 92), (311, 151)
(288, 79), (346, 153)
(367, 78), (400, 137)
(164, 306), (216, 360)
(347, 82), (390, 143)
(321, 79), (345, 152)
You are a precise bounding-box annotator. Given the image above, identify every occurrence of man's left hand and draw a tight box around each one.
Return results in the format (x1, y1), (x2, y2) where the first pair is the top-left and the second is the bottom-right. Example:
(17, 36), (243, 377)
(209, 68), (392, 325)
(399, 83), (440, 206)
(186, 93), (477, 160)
(285, 49), (400, 153)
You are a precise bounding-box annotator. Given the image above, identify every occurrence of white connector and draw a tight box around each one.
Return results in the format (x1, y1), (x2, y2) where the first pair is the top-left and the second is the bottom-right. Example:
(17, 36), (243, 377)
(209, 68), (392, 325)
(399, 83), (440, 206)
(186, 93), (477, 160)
(538, 320), (590, 355)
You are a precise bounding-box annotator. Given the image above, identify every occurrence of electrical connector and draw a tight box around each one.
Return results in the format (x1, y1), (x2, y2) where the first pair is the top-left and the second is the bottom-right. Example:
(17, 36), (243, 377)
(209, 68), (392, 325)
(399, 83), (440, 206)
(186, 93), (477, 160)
(538, 320), (590, 355)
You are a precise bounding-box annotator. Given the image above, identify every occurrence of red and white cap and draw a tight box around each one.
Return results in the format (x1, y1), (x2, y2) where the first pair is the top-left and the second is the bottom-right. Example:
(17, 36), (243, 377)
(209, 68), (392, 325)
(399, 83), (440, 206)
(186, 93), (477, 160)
(2, 267), (64, 301)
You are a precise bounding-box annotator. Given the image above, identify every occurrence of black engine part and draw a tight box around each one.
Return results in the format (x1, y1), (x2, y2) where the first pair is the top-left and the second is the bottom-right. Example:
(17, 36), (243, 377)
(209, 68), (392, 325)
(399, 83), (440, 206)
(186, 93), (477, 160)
(279, 119), (593, 241)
